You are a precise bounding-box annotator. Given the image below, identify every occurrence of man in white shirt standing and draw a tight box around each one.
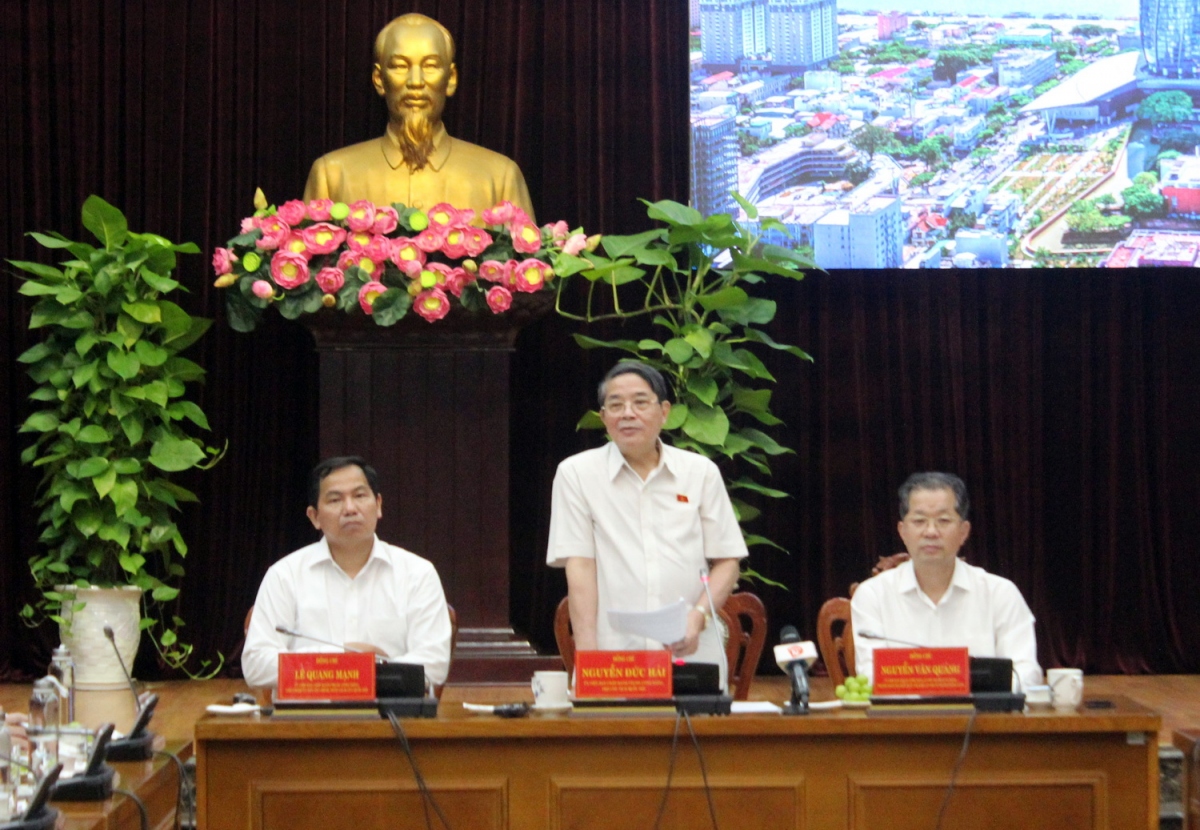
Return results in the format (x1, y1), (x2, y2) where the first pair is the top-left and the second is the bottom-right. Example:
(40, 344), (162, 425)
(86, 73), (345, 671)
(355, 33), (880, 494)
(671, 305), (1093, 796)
(242, 456), (452, 690)
(546, 362), (748, 688)
(851, 471), (1042, 690)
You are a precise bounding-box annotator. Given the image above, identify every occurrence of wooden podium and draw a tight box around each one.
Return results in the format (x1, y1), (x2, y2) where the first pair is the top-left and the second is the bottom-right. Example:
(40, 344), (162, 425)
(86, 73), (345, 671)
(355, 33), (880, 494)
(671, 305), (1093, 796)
(303, 296), (560, 680)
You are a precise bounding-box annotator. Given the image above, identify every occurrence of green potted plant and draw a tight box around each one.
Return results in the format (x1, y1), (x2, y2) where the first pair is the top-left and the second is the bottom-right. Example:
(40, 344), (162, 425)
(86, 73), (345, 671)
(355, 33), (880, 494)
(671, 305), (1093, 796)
(9, 195), (223, 684)
(555, 196), (815, 578)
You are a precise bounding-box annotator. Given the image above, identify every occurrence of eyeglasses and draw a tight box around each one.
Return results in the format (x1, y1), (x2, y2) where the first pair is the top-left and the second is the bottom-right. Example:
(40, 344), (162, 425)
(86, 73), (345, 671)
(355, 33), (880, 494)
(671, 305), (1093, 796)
(602, 397), (659, 416)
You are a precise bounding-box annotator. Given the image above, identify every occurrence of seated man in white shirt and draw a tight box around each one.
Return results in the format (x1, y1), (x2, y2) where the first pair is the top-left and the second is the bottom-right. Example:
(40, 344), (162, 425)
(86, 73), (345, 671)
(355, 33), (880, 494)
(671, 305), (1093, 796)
(546, 362), (748, 689)
(242, 456), (452, 690)
(851, 472), (1043, 691)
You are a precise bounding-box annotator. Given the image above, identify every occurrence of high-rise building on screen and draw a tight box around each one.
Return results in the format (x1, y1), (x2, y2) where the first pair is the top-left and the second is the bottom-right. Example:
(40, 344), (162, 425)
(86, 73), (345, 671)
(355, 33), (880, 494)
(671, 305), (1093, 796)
(691, 110), (739, 219)
(1142, 0), (1200, 78)
(701, 0), (836, 70)
(769, 0), (838, 69)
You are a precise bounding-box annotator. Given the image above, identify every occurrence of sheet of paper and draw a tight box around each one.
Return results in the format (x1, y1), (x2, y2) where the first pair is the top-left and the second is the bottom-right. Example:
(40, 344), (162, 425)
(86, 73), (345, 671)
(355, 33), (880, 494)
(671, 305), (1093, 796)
(731, 701), (782, 714)
(607, 598), (690, 644)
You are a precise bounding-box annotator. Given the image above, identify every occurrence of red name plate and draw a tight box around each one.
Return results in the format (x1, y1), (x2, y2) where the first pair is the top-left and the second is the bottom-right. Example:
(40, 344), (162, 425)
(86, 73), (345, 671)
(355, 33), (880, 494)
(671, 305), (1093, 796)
(574, 651), (672, 699)
(277, 652), (376, 701)
(872, 647), (970, 696)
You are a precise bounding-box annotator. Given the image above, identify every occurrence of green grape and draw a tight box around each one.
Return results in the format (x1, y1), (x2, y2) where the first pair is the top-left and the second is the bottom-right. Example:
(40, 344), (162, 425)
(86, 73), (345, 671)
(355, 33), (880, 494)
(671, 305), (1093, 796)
(835, 684), (847, 699)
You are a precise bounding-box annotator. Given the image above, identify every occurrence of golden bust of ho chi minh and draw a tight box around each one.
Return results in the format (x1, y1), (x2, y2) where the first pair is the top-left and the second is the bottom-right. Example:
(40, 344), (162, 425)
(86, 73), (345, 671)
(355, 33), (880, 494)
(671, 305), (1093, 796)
(303, 13), (535, 222)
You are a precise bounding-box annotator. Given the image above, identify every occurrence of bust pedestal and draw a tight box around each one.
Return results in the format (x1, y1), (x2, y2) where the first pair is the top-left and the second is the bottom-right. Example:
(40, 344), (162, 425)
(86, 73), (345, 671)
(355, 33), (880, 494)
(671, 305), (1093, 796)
(303, 296), (561, 680)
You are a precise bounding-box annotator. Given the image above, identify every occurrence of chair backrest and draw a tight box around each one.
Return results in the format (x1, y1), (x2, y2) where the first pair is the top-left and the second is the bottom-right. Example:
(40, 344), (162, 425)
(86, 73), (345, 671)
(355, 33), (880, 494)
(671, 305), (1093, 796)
(816, 597), (855, 687)
(554, 596), (575, 676)
(555, 592), (766, 700)
(719, 591), (768, 701)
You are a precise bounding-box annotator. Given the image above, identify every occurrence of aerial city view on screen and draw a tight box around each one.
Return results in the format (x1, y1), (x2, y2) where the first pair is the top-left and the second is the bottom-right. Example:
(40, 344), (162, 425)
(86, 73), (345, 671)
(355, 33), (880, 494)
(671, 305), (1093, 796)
(691, 0), (1200, 267)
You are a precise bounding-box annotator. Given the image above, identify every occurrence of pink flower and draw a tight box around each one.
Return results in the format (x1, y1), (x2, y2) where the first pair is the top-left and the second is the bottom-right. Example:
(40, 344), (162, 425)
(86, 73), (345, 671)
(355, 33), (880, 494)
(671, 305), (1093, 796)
(513, 258), (553, 293)
(413, 227), (446, 253)
(478, 259), (510, 283)
(510, 219), (542, 254)
(252, 280), (274, 299)
(282, 232), (310, 257)
(562, 233), (588, 256)
(345, 229), (374, 252)
(240, 216), (256, 233)
(306, 199), (334, 221)
(315, 267), (345, 294)
(358, 280), (388, 314)
(482, 201), (519, 226)
(504, 259), (521, 288)
(414, 288), (451, 322)
(255, 216), (291, 250)
(444, 267), (472, 297)
(463, 227), (493, 257)
(424, 262), (453, 287)
(270, 250), (310, 289)
(426, 203), (462, 230)
(486, 285), (513, 314)
(372, 206), (399, 235)
(440, 226), (470, 259)
(276, 200), (307, 227)
(346, 200), (377, 232)
(389, 238), (427, 277)
(542, 220), (570, 245)
(212, 247), (236, 276)
(337, 250), (382, 279)
(301, 222), (347, 256)
(359, 234), (393, 264)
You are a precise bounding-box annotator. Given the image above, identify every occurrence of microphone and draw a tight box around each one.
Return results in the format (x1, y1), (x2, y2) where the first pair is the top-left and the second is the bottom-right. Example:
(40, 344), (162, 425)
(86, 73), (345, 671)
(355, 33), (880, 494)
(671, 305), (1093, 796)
(103, 625), (140, 716)
(102, 625), (155, 762)
(856, 630), (930, 649)
(274, 625), (373, 655)
(774, 626), (817, 715)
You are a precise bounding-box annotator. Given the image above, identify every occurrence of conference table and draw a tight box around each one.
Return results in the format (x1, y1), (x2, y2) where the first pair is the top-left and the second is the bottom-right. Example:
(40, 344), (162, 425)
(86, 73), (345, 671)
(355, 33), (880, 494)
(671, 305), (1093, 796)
(195, 681), (1161, 830)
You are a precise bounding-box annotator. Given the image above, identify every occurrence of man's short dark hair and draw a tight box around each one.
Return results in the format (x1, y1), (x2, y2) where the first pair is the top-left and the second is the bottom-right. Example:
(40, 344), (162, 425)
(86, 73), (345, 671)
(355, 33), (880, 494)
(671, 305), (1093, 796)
(898, 471), (970, 520)
(308, 456), (380, 508)
(596, 362), (672, 408)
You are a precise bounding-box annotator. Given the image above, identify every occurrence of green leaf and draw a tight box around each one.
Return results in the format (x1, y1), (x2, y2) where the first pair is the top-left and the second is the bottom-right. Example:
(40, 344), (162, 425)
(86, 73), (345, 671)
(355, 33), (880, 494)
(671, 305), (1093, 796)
(17, 342), (53, 363)
(76, 425), (111, 443)
(697, 287), (749, 311)
(122, 301), (162, 324)
(77, 457), (109, 478)
(117, 314), (145, 346)
(160, 628), (178, 647)
(572, 334), (640, 353)
(731, 191), (759, 221)
(575, 410), (604, 430)
(731, 250), (806, 280)
(21, 412), (60, 433)
(119, 416), (144, 445)
(719, 297), (777, 326)
(681, 401), (730, 446)
(93, 465), (118, 498)
(595, 264), (645, 286)
(74, 505), (103, 537)
(731, 497), (761, 523)
(637, 339), (664, 353)
(109, 480), (139, 516)
(643, 199), (703, 226)
(664, 338), (694, 364)
(140, 270), (180, 293)
(97, 522), (131, 549)
(141, 380), (169, 407)
(741, 427), (792, 455)
(17, 281), (63, 296)
(111, 458), (142, 475)
(729, 477), (789, 498)
(686, 375), (719, 406)
(106, 349), (141, 380)
(148, 436), (206, 471)
(731, 348), (775, 381)
(167, 401), (210, 430)
(682, 326), (715, 359)
(9, 260), (66, 281)
(133, 340), (169, 367)
(742, 534), (788, 552)
(118, 553), (147, 575)
(664, 402), (688, 430)
(744, 327), (813, 362)
(72, 361), (98, 388)
(59, 484), (91, 513)
(733, 387), (771, 412)
(600, 229), (664, 259)
(152, 586), (180, 602)
(81, 194), (129, 249)
(370, 290), (412, 326)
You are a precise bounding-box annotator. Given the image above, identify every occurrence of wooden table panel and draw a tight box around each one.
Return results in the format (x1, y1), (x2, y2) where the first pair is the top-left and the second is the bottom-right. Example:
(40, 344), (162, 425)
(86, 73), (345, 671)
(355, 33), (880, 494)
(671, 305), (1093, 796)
(1176, 729), (1200, 830)
(195, 697), (1160, 830)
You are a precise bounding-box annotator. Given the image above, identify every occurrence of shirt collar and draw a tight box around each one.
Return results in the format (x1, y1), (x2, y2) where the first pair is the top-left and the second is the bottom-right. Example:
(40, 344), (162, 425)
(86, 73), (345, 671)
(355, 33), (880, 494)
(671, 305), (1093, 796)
(898, 558), (970, 597)
(309, 535), (390, 574)
(382, 122), (452, 172)
(604, 439), (671, 481)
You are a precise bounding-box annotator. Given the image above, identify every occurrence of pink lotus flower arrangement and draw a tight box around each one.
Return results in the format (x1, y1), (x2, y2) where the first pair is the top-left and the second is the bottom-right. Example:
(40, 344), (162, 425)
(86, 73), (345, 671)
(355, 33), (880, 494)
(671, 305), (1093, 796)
(214, 193), (595, 331)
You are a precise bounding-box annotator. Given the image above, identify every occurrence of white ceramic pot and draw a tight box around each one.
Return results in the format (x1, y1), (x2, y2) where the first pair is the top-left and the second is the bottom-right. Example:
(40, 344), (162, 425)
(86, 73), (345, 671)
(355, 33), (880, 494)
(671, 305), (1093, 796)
(57, 585), (143, 690)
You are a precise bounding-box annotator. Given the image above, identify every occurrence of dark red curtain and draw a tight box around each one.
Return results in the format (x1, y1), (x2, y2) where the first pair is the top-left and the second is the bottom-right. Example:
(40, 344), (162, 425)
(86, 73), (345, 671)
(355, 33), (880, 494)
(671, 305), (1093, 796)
(2, 1), (1198, 681)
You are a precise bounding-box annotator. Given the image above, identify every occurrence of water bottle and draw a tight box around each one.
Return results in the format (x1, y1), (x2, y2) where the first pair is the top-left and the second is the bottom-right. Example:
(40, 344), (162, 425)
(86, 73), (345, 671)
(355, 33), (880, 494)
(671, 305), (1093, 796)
(49, 644), (76, 725)
(0, 707), (12, 821)
(28, 678), (59, 777)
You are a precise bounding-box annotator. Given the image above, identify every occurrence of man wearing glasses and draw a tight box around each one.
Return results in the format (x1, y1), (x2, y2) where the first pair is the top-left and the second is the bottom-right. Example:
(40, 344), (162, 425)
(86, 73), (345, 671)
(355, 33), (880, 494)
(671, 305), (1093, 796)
(546, 362), (747, 688)
(851, 472), (1042, 690)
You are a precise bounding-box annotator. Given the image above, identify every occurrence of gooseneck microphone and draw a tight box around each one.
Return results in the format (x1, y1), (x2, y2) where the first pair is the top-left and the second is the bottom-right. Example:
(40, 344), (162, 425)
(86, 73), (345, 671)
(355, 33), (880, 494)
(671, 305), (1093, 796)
(274, 625), (371, 654)
(857, 630), (931, 649)
(774, 626), (818, 715)
(102, 625), (140, 716)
